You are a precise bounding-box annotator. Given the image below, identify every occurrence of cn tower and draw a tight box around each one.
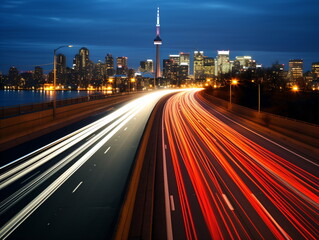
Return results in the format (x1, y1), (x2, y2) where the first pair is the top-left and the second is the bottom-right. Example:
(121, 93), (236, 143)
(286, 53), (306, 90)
(154, 7), (162, 80)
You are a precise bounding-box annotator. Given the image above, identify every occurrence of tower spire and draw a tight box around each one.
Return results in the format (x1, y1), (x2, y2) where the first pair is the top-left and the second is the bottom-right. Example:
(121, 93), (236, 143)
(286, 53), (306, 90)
(154, 7), (162, 79)
(157, 7), (160, 26)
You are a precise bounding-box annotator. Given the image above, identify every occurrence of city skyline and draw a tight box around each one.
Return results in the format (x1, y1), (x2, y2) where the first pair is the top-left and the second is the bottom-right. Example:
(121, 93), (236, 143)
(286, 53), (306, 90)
(1, 0), (318, 73)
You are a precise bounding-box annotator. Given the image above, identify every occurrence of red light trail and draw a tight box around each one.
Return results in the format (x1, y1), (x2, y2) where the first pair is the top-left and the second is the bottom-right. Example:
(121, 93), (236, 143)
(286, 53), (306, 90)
(162, 89), (319, 239)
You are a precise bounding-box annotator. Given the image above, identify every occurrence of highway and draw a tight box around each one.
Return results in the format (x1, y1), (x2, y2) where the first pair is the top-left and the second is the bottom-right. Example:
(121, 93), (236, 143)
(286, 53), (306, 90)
(160, 89), (319, 239)
(0, 90), (179, 240)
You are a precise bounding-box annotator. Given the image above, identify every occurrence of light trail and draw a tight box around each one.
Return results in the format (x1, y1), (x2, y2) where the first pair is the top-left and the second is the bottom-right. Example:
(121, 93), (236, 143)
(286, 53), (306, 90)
(162, 89), (319, 239)
(0, 90), (180, 239)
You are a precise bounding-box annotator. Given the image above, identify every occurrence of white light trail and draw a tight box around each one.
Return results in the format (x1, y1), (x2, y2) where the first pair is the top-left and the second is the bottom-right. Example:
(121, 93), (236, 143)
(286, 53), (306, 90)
(0, 89), (181, 239)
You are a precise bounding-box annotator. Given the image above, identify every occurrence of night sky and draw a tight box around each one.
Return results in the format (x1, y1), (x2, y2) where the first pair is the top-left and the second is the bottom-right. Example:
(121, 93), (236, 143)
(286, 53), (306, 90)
(0, 0), (318, 74)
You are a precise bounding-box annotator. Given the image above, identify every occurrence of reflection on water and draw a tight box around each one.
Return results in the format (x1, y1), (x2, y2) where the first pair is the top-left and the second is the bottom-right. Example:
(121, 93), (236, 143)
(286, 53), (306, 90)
(0, 90), (93, 107)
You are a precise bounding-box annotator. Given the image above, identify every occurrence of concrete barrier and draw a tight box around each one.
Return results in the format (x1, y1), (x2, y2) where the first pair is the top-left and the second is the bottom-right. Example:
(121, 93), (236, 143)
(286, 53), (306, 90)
(200, 92), (319, 149)
(0, 93), (145, 151)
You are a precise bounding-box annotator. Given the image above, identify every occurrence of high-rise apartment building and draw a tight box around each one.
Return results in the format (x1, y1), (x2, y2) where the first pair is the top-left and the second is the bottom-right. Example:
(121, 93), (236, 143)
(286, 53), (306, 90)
(217, 50), (230, 75)
(288, 59), (303, 83)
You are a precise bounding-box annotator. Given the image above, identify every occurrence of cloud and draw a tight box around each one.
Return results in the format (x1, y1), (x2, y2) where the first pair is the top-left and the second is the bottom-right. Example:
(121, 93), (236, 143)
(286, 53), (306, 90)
(0, 0), (318, 73)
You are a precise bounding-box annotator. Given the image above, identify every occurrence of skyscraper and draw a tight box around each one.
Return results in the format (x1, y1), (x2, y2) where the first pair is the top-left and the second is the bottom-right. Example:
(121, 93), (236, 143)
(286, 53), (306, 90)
(116, 56), (128, 75)
(34, 66), (44, 87)
(169, 55), (180, 65)
(105, 53), (115, 77)
(288, 59), (303, 83)
(154, 7), (162, 79)
(204, 57), (215, 77)
(180, 52), (190, 75)
(194, 51), (205, 80)
(56, 54), (66, 85)
(312, 62), (319, 79)
(217, 50), (230, 75)
(79, 47), (90, 69)
(139, 59), (154, 73)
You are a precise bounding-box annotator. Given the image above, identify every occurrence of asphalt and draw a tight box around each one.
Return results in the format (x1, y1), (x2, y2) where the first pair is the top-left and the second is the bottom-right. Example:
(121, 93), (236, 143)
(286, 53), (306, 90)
(138, 89), (319, 239)
(0, 92), (167, 240)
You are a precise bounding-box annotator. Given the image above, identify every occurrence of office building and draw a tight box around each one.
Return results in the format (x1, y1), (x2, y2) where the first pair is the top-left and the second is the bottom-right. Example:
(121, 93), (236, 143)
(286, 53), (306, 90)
(139, 59), (154, 73)
(105, 53), (115, 76)
(312, 62), (319, 79)
(116, 56), (128, 75)
(288, 59), (303, 83)
(194, 51), (205, 80)
(217, 50), (230, 75)
(204, 57), (215, 77)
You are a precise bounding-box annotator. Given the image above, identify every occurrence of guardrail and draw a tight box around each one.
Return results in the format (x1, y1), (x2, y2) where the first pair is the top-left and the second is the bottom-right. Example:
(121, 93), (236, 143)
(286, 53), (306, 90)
(200, 92), (319, 149)
(0, 93), (128, 119)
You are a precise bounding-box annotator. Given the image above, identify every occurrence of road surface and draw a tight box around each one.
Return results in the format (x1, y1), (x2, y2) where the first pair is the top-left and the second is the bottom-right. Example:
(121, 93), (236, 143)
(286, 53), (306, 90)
(159, 89), (319, 239)
(0, 90), (179, 240)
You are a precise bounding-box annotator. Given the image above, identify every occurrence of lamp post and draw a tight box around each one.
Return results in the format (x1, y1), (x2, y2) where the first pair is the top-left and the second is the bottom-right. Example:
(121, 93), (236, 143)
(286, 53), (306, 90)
(131, 77), (136, 92)
(53, 45), (73, 119)
(229, 79), (238, 105)
(108, 77), (114, 94)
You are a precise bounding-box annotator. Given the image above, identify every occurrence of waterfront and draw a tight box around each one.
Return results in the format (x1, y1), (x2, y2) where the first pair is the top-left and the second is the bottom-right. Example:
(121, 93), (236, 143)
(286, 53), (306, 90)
(0, 90), (93, 107)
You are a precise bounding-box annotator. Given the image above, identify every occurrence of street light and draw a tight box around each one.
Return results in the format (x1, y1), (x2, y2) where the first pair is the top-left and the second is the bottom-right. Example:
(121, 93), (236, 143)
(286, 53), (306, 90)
(292, 85), (299, 92)
(108, 77), (114, 94)
(131, 78), (136, 92)
(229, 79), (238, 106)
(53, 45), (73, 119)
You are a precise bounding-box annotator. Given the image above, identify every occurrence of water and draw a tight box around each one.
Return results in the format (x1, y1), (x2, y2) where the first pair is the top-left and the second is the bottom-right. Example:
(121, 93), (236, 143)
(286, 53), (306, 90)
(0, 90), (92, 107)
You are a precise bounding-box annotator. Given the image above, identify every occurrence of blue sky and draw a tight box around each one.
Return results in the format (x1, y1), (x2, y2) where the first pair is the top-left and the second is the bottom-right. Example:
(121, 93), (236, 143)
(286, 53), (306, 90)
(0, 0), (318, 73)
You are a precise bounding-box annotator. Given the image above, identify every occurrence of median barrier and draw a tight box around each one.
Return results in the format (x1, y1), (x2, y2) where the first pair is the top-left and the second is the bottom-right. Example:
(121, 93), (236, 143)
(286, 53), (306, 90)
(0, 92), (145, 151)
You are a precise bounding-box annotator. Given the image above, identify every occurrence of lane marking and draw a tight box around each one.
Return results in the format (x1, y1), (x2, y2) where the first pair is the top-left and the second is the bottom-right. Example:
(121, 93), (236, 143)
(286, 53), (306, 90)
(72, 181), (83, 193)
(0, 91), (181, 240)
(104, 147), (111, 154)
(222, 193), (234, 211)
(162, 119), (174, 240)
(170, 195), (175, 211)
(251, 194), (290, 240)
(20, 171), (40, 185)
(124, 127), (128, 131)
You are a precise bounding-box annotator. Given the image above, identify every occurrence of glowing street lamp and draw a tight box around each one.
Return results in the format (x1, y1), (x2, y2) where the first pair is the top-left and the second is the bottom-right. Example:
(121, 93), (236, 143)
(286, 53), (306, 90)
(292, 85), (299, 92)
(132, 78), (136, 92)
(53, 45), (73, 118)
(229, 79), (238, 105)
